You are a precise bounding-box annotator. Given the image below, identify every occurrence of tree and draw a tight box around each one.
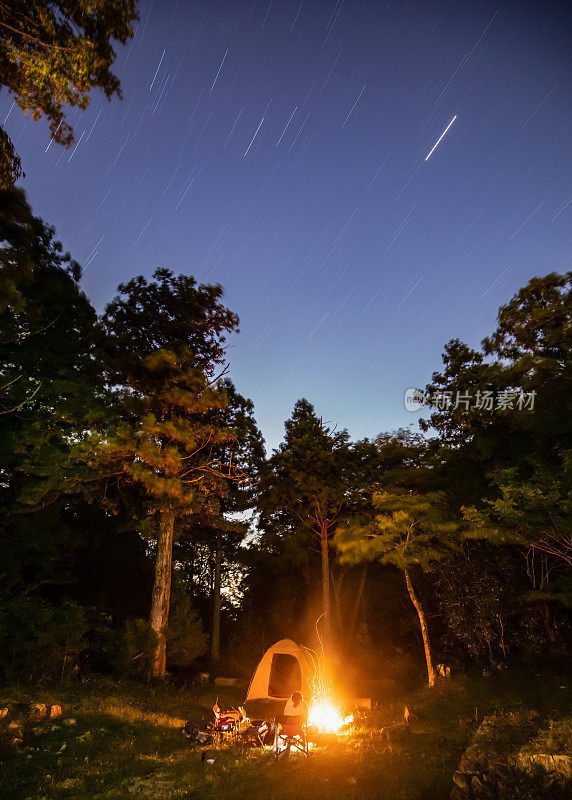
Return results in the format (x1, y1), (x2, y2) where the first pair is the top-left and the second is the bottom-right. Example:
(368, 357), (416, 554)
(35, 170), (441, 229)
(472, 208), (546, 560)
(0, 188), (43, 315)
(417, 273), (572, 659)
(463, 464), (572, 573)
(0, 188), (103, 513)
(0, 0), (137, 187)
(95, 269), (250, 677)
(258, 399), (379, 647)
(203, 380), (264, 664)
(424, 273), (572, 578)
(337, 488), (458, 687)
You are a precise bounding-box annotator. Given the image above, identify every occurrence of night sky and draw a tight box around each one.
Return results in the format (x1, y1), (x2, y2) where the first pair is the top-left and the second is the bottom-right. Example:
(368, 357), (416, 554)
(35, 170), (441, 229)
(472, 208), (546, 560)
(2, 0), (572, 450)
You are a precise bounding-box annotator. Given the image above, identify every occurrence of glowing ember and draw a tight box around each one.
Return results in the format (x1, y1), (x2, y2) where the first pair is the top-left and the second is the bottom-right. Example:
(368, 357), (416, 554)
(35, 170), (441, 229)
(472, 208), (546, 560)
(308, 700), (353, 733)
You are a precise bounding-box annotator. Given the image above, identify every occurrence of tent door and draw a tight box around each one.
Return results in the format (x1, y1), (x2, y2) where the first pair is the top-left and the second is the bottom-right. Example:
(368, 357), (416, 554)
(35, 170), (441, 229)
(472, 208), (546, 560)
(268, 653), (301, 698)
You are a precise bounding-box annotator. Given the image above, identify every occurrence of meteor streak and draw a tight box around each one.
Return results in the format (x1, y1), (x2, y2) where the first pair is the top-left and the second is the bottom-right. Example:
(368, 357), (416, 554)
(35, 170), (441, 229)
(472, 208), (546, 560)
(425, 114), (457, 161)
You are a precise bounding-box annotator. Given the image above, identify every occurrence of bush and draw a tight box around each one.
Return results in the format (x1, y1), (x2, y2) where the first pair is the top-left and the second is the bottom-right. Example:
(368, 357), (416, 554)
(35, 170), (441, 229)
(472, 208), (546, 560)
(0, 596), (88, 681)
(166, 589), (207, 669)
(111, 618), (156, 680)
(433, 542), (568, 669)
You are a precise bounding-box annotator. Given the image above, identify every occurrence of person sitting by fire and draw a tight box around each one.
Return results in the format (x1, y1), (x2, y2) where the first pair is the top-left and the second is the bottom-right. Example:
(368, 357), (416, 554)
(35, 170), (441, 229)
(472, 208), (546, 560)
(280, 691), (308, 730)
(274, 691), (310, 757)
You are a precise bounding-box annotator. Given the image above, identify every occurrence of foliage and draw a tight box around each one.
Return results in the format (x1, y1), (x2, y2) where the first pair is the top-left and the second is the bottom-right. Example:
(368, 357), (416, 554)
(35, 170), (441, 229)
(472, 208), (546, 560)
(0, 0), (138, 187)
(93, 268), (248, 525)
(463, 463), (572, 572)
(420, 272), (572, 640)
(0, 189), (102, 503)
(434, 542), (523, 667)
(111, 617), (156, 680)
(97, 268), (239, 380)
(257, 398), (380, 640)
(259, 398), (379, 545)
(94, 348), (240, 520)
(0, 186), (82, 314)
(336, 428), (464, 685)
(166, 586), (207, 668)
(337, 489), (457, 571)
(0, 596), (88, 681)
(0, 192), (114, 632)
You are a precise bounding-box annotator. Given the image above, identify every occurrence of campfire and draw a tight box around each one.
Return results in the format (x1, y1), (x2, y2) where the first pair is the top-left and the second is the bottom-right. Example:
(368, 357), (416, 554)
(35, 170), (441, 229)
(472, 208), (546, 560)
(308, 698), (353, 734)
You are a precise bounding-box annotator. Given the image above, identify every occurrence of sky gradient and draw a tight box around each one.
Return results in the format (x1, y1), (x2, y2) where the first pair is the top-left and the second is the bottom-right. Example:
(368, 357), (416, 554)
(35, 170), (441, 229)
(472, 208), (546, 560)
(2, 0), (572, 450)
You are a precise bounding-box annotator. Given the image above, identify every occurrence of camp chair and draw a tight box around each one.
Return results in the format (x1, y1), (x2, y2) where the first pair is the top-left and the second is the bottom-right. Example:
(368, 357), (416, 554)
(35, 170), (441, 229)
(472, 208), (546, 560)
(211, 703), (248, 743)
(273, 719), (309, 761)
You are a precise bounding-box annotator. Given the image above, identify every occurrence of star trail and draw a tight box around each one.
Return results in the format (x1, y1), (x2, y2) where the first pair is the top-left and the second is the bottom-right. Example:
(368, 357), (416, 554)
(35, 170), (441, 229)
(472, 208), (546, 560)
(2, 0), (571, 448)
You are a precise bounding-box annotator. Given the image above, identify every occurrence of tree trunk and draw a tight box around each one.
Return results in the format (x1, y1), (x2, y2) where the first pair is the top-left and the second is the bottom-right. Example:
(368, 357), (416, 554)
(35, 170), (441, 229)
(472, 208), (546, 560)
(404, 567), (435, 688)
(210, 530), (222, 664)
(149, 509), (175, 678)
(320, 526), (331, 645)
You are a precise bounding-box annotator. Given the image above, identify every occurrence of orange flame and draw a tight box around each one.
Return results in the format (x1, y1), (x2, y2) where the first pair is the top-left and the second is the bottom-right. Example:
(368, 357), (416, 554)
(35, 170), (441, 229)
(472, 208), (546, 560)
(308, 699), (353, 733)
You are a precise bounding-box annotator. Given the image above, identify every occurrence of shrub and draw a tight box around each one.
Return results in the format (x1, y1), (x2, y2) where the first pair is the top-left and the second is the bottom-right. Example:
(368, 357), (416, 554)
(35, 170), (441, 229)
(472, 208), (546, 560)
(0, 596), (88, 681)
(111, 618), (156, 680)
(166, 589), (207, 669)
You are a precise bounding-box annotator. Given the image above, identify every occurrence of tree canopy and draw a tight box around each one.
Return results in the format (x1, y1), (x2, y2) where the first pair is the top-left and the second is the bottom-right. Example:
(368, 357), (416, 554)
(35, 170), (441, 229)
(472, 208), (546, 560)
(0, 0), (138, 187)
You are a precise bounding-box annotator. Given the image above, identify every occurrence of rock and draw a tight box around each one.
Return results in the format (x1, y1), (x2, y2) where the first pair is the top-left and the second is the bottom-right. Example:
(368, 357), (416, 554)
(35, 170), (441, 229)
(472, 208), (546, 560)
(59, 779), (79, 789)
(516, 752), (572, 779)
(214, 676), (238, 686)
(63, 718), (77, 726)
(7, 720), (23, 737)
(452, 771), (471, 793)
(458, 744), (479, 766)
(30, 704), (48, 722)
(77, 731), (92, 743)
(451, 710), (569, 799)
(354, 698), (371, 710)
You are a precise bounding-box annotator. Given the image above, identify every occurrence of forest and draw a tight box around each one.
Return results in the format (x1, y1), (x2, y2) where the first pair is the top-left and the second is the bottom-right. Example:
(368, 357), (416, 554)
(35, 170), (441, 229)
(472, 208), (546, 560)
(0, 2), (571, 797)
(1, 187), (570, 689)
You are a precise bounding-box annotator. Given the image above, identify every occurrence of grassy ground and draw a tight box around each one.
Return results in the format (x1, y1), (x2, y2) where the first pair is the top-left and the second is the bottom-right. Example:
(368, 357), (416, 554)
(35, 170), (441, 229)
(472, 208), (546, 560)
(0, 669), (570, 800)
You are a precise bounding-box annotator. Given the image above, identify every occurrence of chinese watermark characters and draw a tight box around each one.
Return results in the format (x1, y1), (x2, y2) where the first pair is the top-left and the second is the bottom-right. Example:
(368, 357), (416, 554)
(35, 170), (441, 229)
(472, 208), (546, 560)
(404, 388), (537, 413)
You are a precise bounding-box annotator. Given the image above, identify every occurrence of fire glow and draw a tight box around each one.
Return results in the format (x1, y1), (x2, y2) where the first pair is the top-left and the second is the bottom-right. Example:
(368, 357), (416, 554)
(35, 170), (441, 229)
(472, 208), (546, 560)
(308, 700), (353, 733)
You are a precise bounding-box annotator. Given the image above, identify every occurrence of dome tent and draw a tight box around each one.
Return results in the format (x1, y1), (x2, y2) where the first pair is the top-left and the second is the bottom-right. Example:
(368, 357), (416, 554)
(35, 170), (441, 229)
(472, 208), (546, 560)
(245, 639), (316, 702)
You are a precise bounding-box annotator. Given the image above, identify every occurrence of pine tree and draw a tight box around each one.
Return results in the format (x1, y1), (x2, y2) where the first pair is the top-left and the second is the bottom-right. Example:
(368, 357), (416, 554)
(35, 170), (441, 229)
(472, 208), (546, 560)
(95, 270), (249, 677)
(258, 398), (379, 647)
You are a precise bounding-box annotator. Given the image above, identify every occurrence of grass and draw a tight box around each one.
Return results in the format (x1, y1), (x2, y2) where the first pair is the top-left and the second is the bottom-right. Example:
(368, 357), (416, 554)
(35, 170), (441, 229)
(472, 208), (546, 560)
(0, 669), (570, 800)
